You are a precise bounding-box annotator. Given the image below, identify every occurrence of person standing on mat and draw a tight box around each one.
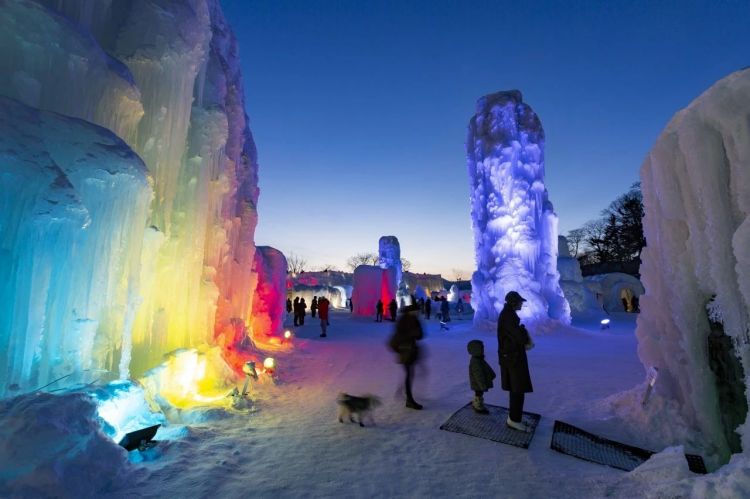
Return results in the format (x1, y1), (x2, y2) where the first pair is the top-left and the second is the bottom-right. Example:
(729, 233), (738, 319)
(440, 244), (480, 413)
(497, 290), (534, 431)
(467, 339), (495, 414)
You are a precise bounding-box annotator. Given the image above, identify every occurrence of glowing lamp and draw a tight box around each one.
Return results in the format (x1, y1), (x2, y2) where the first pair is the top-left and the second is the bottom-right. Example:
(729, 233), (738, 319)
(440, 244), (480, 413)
(284, 330), (292, 340)
(600, 318), (610, 330)
(263, 357), (276, 373)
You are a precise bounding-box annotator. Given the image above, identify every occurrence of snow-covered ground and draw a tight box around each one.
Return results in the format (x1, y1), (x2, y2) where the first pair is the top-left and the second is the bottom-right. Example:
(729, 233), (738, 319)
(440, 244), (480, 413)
(116, 309), (682, 498)
(6, 308), (748, 498)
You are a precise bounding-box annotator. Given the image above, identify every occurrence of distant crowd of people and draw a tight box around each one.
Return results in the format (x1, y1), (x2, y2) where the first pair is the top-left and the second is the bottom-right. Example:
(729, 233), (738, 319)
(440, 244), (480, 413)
(286, 296), (331, 337)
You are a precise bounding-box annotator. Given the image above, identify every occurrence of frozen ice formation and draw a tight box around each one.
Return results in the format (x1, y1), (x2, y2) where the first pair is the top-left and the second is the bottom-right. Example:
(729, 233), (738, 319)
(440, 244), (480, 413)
(637, 68), (750, 462)
(250, 247), (288, 350)
(583, 272), (643, 313)
(467, 90), (570, 325)
(557, 236), (603, 317)
(352, 266), (398, 317)
(379, 236), (403, 286)
(0, 0), (284, 395)
(0, 96), (152, 396)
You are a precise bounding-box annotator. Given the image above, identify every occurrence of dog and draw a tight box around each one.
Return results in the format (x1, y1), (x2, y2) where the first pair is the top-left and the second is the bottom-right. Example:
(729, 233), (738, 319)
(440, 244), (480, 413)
(337, 393), (382, 427)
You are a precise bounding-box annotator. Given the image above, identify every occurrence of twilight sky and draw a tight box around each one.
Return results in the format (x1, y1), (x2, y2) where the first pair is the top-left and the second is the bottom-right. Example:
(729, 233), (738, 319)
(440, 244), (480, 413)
(221, 0), (749, 278)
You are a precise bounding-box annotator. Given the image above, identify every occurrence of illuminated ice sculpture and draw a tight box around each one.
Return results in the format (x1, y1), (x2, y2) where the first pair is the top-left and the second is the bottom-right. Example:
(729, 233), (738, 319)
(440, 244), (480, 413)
(467, 90), (570, 325)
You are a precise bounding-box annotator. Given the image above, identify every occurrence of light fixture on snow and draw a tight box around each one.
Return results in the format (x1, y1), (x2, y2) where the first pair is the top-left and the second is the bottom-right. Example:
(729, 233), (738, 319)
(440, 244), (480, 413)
(263, 357), (276, 374)
(284, 330), (292, 340)
(600, 318), (610, 330)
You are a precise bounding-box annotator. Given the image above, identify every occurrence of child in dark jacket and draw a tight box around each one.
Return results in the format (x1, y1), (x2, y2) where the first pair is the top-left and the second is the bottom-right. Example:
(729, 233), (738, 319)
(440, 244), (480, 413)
(467, 339), (496, 414)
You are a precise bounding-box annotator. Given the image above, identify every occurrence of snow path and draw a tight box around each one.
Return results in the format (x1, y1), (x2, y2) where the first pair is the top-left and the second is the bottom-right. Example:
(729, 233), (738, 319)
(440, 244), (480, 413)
(129, 311), (647, 498)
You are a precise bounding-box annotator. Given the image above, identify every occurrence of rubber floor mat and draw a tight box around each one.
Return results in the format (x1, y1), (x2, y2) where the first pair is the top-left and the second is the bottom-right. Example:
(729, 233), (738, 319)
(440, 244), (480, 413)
(551, 420), (707, 474)
(440, 403), (541, 449)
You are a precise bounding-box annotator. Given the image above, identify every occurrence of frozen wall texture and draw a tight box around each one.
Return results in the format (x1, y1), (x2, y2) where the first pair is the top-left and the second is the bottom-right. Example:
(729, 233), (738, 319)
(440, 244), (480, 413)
(249, 247), (288, 354)
(0, 97), (151, 394)
(0, 0), (279, 394)
(637, 68), (750, 462)
(467, 90), (570, 325)
(352, 266), (397, 317)
(378, 236), (402, 287)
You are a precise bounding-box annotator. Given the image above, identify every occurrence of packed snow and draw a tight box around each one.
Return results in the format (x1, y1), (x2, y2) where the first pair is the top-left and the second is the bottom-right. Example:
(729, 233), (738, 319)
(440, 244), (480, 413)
(5, 310), (747, 498)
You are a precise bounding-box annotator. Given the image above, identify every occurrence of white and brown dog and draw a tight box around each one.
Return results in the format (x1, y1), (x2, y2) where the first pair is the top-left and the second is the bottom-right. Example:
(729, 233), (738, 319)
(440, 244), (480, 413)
(337, 393), (382, 427)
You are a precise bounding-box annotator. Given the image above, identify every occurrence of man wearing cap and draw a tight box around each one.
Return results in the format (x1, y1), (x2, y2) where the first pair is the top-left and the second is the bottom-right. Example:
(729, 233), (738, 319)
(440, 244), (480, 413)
(497, 290), (535, 431)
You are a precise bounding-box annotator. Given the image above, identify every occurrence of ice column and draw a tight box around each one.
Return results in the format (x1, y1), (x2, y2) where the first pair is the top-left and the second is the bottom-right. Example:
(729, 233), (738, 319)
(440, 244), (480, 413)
(467, 90), (570, 325)
(637, 68), (750, 462)
(378, 236), (403, 286)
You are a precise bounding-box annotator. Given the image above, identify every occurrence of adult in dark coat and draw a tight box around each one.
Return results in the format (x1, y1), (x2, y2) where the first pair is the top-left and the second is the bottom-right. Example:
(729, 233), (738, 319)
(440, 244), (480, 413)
(424, 298), (432, 319)
(375, 299), (384, 322)
(311, 296), (318, 318)
(440, 297), (450, 322)
(293, 297), (300, 326)
(299, 298), (307, 325)
(389, 305), (424, 409)
(286, 298), (292, 315)
(388, 299), (398, 321)
(497, 291), (534, 431)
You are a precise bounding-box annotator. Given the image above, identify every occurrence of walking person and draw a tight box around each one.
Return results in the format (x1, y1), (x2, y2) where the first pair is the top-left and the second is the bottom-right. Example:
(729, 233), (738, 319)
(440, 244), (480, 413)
(311, 296), (318, 318)
(286, 297), (292, 318)
(440, 297), (450, 322)
(497, 291), (535, 431)
(388, 299), (398, 322)
(388, 305), (424, 410)
(293, 297), (300, 326)
(375, 299), (384, 322)
(318, 296), (330, 337)
(348, 298), (353, 313)
(424, 297), (432, 320)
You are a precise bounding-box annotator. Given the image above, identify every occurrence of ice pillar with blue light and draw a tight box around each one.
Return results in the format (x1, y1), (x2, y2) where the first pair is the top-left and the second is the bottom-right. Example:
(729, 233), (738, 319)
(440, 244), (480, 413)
(467, 90), (570, 325)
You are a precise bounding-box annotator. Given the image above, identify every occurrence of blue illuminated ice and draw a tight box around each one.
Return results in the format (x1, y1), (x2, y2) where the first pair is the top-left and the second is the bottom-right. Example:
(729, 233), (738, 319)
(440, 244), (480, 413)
(467, 90), (570, 325)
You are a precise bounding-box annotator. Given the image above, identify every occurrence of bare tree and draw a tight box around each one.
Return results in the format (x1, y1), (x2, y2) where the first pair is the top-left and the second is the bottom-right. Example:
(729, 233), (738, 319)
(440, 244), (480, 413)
(287, 252), (307, 275)
(566, 228), (586, 258)
(400, 257), (411, 272)
(346, 252), (378, 271)
(451, 268), (467, 281)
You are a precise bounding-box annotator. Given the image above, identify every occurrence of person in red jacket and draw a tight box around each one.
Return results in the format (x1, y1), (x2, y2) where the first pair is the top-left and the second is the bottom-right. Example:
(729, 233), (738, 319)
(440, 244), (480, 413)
(318, 297), (330, 337)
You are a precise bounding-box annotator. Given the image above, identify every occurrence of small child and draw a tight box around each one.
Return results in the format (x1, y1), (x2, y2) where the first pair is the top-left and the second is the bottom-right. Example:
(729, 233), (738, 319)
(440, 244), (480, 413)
(467, 339), (496, 414)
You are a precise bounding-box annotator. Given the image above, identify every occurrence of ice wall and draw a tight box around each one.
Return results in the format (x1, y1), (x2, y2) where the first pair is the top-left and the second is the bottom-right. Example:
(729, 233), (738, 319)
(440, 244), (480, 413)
(0, 0), (277, 393)
(467, 90), (570, 325)
(637, 68), (750, 461)
(0, 97), (151, 395)
(249, 247), (288, 353)
(352, 266), (397, 317)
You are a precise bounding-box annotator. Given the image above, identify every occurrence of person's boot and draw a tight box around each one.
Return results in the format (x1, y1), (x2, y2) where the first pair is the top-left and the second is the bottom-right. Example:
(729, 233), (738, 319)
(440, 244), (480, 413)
(405, 399), (423, 410)
(506, 416), (529, 432)
(472, 396), (489, 414)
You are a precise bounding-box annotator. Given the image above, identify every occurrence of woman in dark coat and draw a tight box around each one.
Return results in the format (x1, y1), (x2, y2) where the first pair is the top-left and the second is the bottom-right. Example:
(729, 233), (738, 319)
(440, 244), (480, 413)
(388, 299), (398, 321)
(389, 305), (424, 409)
(497, 291), (534, 431)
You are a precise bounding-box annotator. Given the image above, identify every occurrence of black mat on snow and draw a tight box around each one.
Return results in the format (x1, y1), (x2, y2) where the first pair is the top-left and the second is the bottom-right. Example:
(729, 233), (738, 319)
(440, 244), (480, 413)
(550, 420), (707, 474)
(439, 403), (541, 449)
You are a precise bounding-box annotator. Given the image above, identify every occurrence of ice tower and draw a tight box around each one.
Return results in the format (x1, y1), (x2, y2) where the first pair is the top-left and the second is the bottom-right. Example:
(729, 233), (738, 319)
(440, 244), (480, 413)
(467, 90), (570, 325)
